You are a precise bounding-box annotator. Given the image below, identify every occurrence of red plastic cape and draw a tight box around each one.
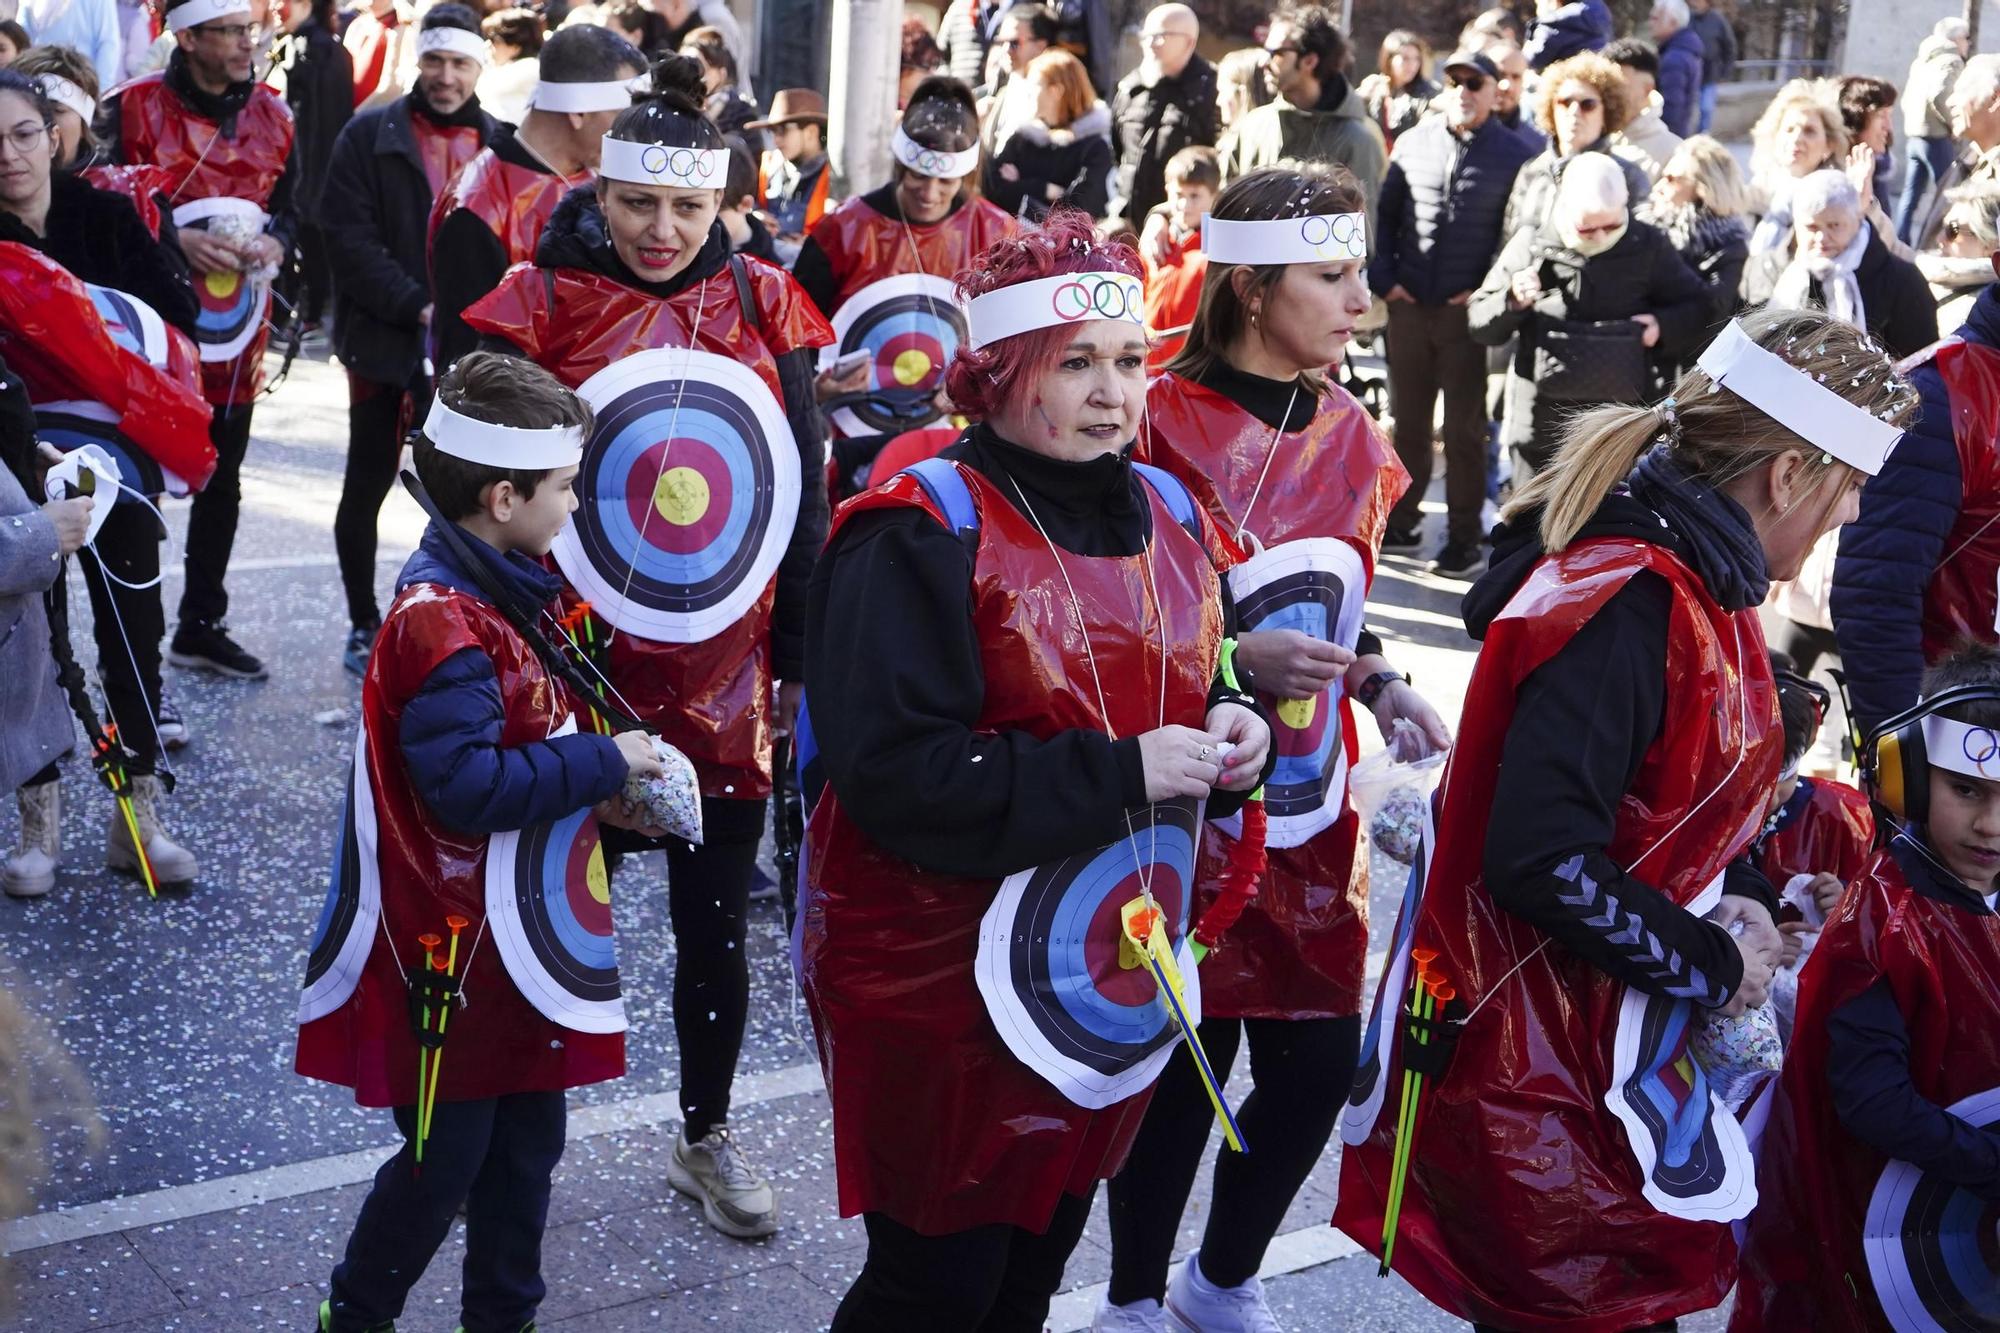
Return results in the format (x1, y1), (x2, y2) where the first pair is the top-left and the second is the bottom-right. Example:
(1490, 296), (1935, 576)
(111, 72), (294, 406)
(80, 163), (177, 239)
(0, 243), (216, 488)
(1332, 538), (1782, 1332)
(1755, 776), (1876, 894)
(1926, 339), (2000, 659)
(1142, 230), (1206, 371)
(461, 256), (833, 799)
(800, 462), (1222, 1235)
(410, 116), (483, 196)
(803, 193), (1016, 314)
(426, 148), (582, 281)
(1730, 845), (2000, 1331)
(1140, 372), (1409, 1018)
(294, 581), (624, 1105)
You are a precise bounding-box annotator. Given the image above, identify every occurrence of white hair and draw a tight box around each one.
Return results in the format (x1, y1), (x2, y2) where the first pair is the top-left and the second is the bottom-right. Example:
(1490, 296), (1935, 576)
(1937, 16), (1970, 42)
(1652, 0), (1689, 29)
(1960, 54), (2000, 108)
(1791, 167), (1860, 222)
(1555, 152), (1629, 225)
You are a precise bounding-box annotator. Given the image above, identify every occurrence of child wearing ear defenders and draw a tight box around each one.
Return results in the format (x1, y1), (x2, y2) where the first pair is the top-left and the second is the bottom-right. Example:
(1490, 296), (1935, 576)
(1731, 641), (2000, 1331)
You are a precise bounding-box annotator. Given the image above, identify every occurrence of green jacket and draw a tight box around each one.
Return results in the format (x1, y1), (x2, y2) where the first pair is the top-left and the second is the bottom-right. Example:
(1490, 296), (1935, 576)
(1216, 88), (1389, 218)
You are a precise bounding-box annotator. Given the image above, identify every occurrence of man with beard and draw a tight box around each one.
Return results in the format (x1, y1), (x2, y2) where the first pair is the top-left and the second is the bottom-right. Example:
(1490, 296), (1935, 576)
(1217, 4), (1385, 212)
(321, 3), (500, 676)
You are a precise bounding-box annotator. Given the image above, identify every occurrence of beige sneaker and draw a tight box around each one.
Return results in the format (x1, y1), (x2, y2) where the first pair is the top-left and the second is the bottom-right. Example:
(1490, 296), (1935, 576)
(106, 774), (196, 887)
(4, 779), (60, 898)
(667, 1125), (777, 1238)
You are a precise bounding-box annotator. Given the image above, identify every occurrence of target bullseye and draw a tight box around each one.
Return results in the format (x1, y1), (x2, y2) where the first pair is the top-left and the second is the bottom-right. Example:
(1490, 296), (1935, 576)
(1276, 696), (1318, 732)
(822, 273), (965, 436)
(655, 466), (710, 527)
(172, 198), (270, 364)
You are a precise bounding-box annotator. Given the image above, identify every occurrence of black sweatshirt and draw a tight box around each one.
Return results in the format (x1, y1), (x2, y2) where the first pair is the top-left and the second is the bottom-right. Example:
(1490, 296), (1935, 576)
(430, 125), (549, 371)
(804, 424), (1267, 880)
(1462, 492), (1778, 1008)
(0, 173), (198, 337)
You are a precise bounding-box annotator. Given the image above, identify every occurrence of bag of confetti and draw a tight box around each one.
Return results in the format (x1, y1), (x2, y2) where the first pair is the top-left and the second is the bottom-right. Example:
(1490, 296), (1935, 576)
(621, 737), (704, 844)
(1348, 720), (1447, 865)
(1689, 1002), (1783, 1108)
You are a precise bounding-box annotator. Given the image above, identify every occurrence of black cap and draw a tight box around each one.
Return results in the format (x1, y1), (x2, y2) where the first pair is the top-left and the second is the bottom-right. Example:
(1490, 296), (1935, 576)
(1442, 49), (1500, 81)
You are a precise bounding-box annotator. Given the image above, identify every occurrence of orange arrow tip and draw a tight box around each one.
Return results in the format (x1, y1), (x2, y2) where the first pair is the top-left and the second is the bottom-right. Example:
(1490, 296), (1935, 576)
(1415, 970), (1438, 989)
(445, 914), (469, 932)
(1411, 947), (1439, 964)
(418, 933), (442, 948)
(1431, 984), (1457, 1002)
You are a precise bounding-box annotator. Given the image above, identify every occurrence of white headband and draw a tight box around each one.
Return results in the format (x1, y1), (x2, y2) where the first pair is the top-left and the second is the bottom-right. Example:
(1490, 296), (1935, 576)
(36, 74), (95, 125)
(165, 0), (247, 32)
(891, 125), (979, 180)
(1696, 321), (1904, 476)
(527, 75), (644, 113)
(964, 271), (1146, 350)
(596, 136), (725, 188)
(416, 26), (489, 66)
(423, 395), (584, 470)
(1925, 714), (2000, 782)
(1202, 212), (1368, 264)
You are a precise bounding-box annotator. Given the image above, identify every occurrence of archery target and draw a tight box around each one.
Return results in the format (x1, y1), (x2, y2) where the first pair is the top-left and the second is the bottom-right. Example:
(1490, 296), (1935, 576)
(88, 283), (170, 365)
(1222, 537), (1369, 848)
(975, 799), (1204, 1109)
(1340, 796), (1435, 1146)
(552, 348), (800, 644)
(1865, 1085), (2000, 1331)
(171, 196), (271, 364)
(38, 285), (192, 499)
(487, 801), (627, 1035)
(820, 274), (962, 436)
(299, 726), (382, 1024)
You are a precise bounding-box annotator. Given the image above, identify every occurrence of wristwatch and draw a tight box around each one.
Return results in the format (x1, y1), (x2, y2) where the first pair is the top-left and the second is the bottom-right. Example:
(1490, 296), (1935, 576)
(1354, 670), (1409, 709)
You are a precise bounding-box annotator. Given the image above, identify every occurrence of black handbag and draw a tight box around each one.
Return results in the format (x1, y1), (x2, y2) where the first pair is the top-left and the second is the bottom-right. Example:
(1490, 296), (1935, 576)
(1531, 316), (1651, 404)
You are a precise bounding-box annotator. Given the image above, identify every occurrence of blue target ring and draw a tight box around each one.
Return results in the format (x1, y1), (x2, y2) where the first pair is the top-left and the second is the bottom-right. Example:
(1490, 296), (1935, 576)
(510, 806), (617, 1001)
(36, 415), (165, 502)
(593, 403), (760, 590)
(1867, 1086), (2000, 1331)
(823, 274), (964, 437)
(1041, 820), (1197, 1047)
(1235, 567), (1346, 819)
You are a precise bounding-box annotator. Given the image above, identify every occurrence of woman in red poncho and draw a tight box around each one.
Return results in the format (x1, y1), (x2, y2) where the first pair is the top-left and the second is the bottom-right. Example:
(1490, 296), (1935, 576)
(1332, 308), (1918, 1332)
(460, 53), (832, 1242)
(1102, 162), (1449, 1332)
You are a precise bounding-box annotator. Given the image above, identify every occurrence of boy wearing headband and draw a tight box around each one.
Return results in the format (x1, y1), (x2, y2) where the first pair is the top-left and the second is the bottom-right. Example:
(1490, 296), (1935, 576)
(1733, 643), (2000, 1329)
(297, 352), (661, 1333)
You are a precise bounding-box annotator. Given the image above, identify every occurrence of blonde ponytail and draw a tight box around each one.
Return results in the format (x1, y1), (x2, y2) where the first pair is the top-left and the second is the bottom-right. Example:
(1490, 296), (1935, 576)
(1503, 403), (1662, 552)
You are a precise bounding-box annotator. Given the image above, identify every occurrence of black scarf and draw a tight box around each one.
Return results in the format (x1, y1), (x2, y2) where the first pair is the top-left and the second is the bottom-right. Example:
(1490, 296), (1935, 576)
(166, 48), (253, 129)
(536, 186), (730, 299)
(1628, 445), (1770, 612)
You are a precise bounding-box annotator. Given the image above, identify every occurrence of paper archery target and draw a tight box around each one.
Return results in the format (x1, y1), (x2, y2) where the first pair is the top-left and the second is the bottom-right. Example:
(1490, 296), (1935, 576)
(974, 799), (1204, 1109)
(1225, 537), (1369, 848)
(820, 274), (963, 436)
(1340, 797), (1435, 1146)
(487, 801), (627, 1034)
(1865, 1085), (2000, 1331)
(298, 727), (382, 1023)
(171, 197), (271, 364)
(552, 348), (800, 644)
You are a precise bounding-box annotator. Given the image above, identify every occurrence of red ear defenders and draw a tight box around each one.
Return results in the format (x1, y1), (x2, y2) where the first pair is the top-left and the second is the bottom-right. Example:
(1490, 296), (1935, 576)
(1859, 685), (2000, 824)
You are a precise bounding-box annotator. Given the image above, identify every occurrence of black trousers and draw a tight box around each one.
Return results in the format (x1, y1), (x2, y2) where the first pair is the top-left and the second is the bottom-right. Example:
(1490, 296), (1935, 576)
(327, 1090), (565, 1333)
(80, 500), (167, 772)
(176, 403), (255, 628)
(830, 1190), (1094, 1333)
(337, 370), (429, 632)
(1386, 301), (1491, 547)
(1106, 1014), (1360, 1303)
(606, 795), (762, 1141)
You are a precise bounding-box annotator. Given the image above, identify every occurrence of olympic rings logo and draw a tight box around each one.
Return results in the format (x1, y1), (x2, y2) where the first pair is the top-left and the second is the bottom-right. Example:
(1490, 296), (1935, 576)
(1050, 276), (1141, 323)
(1965, 727), (2000, 767)
(1298, 212), (1368, 260)
(910, 147), (955, 175)
(638, 145), (719, 184)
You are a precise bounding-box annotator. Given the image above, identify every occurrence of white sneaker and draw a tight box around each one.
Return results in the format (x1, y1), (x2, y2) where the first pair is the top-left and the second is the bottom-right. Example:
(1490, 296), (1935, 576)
(4, 779), (60, 898)
(1165, 1255), (1281, 1333)
(667, 1125), (777, 1238)
(1093, 1295), (1170, 1331)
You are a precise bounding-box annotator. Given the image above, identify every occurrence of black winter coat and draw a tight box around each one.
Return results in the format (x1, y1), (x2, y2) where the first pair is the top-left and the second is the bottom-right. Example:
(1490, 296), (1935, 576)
(275, 16), (354, 216)
(1371, 114), (1538, 306)
(1108, 53), (1219, 223)
(323, 94), (501, 385)
(987, 104), (1115, 222)
(0, 173), (198, 337)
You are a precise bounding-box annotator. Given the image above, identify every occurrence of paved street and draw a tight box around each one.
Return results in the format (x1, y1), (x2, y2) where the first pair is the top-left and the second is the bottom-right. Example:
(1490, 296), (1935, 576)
(0, 353), (1732, 1331)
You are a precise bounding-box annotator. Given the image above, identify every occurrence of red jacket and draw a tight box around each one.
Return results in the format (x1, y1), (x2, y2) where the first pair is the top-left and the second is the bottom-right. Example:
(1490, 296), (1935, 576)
(1333, 538), (1782, 1332)
(1923, 338), (2000, 660)
(1140, 372), (1409, 1018)
(805, 192), (1016, 314)
(1142, 228), (1206, 371)
(428, 147), (579, 276)
(800, 462), (1221, 1235)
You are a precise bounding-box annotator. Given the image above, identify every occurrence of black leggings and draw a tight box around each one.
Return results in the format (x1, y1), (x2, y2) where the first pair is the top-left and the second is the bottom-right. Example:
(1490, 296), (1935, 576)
(1106, 1013), (1360, 1303)
(830, 1191), (1094, 1333)
(607, 795), (762, 1142)
(336, 371), (429, 632)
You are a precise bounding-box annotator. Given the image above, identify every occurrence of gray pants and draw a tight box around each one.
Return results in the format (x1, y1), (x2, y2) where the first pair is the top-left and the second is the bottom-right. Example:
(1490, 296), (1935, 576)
(1385, 300), (1489, 548)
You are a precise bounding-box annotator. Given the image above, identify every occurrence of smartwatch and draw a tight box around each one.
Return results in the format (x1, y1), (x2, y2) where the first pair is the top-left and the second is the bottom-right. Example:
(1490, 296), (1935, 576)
(1354, 670), (1409, 709)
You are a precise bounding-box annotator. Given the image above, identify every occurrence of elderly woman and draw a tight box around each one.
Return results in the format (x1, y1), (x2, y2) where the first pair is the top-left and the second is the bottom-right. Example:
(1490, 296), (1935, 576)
(1923, 179), (2000, 334)
(1640, 133), (1752, 334)
(1359, 28), (1438, 148)
(1748, 79), (1849, 251)
(1750, 169), (1938, 359)
(1473, 152), (1709, 476)
(1503, 49), (1654, 241)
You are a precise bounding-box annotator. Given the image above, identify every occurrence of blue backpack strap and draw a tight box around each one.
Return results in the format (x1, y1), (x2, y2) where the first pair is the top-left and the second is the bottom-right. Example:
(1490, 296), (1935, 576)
(1131, 460), (1203, 544)
(902, 455), (981, 548)
(794, 695), (822, 810)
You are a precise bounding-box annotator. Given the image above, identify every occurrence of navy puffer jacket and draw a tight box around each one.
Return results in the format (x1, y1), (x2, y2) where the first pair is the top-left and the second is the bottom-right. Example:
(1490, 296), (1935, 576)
(1371, 114), (1538, 305)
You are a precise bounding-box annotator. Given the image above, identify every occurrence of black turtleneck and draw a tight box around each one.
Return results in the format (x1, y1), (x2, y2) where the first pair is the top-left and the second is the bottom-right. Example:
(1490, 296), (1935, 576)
(804, 422), (1262, 880)
(790, 182), (970, 320)
(431, 126), (549, 369)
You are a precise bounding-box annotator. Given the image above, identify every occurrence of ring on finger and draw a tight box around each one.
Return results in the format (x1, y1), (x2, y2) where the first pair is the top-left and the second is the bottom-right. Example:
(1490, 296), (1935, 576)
(1198, 745), (1213, 762)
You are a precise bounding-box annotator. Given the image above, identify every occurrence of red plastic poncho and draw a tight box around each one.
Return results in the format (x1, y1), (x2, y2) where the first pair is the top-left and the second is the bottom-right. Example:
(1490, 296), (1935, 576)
(427, 147), (583, 279)
(800, 463), (1222, 1236)
(294, 582), (624, 1105)
(1755, 776), (1876, 892)
(80, 163), (178, 239)
(112, 72), (294, 407)
(1332, 538), (1783, 1332)
(1142, 230), (1206, 371)
(805, 193), (1016, 314)
(1926, 339), (2000, 659)
(461, 256), (833, 800)
(0, 243), (216, 488)
(1140, 371), (1408, 1018)
(1730, 847), (2000, 1331)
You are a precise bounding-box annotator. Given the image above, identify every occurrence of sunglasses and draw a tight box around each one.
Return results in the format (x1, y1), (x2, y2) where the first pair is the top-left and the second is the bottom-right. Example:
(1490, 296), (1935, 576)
(1448, 73), (1488, 91)
(1556, 95), (1602, 112)
(1946, 220), (1976, 240)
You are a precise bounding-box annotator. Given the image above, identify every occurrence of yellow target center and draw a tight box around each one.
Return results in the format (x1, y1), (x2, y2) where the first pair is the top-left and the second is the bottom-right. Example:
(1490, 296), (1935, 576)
(586, 843), (610, 905)
(204, 269), (240, 297)
(1276, 696), (1318, 730)
(891, 348), (933, 386)
(653, 466), (710, 527)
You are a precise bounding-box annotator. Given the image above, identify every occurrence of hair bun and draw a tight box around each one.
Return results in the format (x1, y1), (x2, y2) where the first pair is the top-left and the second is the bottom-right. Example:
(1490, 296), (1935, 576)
(645, 52), (709, 115)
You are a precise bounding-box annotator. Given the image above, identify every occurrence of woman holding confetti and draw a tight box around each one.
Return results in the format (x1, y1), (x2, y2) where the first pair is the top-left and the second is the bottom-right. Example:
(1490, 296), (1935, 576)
(1100, 163), (1449, 1333)
(1331, 308), (1918, 1332)
(800, 211), (1272, 1332)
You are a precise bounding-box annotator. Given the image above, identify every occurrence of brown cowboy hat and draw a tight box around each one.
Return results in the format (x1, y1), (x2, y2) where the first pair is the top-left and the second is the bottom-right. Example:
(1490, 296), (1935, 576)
(746, 89), (828, 131)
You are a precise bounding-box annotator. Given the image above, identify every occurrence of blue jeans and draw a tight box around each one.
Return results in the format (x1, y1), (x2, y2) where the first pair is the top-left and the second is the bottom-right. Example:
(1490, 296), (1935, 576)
(1697, 83), (1718, 134)
(1898, 135), (1959, 245)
